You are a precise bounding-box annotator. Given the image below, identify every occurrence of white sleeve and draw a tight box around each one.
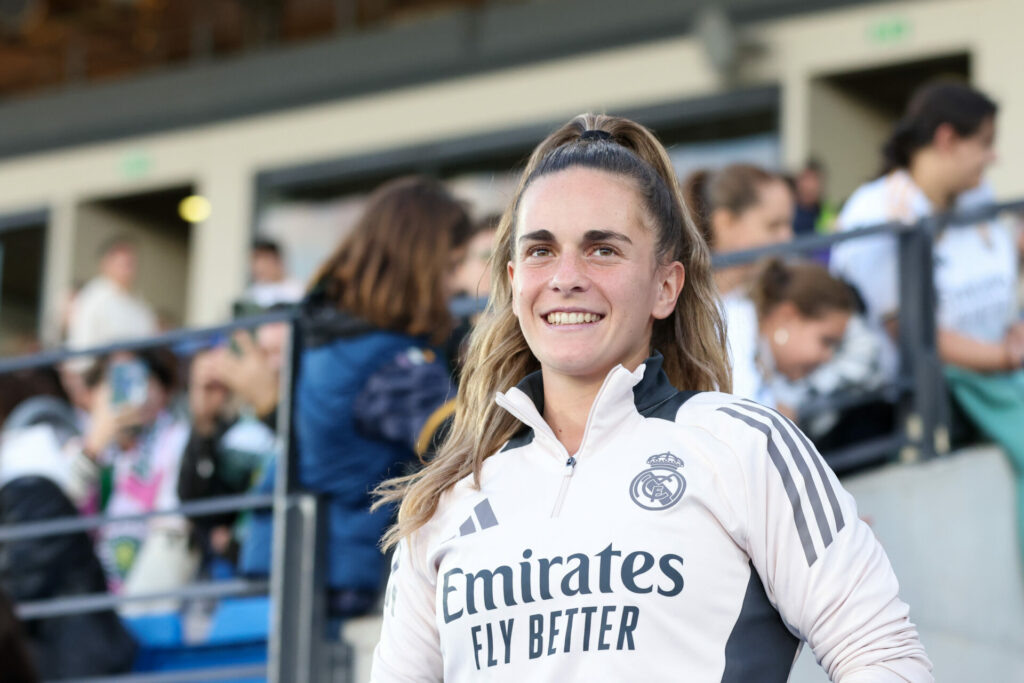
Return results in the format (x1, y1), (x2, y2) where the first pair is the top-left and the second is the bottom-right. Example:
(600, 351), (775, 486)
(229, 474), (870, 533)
(724, 297), (772, 407)
(67, 287), (100, 350)
(719, 400), (932, 682)
(370, 536), (444, 682)
(831, 189), (900, 324)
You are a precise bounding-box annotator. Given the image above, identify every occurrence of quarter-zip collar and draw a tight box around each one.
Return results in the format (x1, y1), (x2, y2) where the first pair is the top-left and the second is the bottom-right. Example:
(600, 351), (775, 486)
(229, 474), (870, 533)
(494, 353), (676, 460)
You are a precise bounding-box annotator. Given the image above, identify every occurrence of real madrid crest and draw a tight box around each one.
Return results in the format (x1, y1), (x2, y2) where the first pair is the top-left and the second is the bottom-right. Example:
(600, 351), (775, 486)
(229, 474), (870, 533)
(629, 452), (686, 510)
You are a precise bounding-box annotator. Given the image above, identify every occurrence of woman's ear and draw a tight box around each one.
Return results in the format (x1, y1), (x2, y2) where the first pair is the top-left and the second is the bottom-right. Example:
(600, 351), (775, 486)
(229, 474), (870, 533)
(932, 122), (958, 153)
(652, 262), (685, 320)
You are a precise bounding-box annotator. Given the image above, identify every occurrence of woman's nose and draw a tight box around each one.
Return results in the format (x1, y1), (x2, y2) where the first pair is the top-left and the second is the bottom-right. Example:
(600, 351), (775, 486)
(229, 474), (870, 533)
(550, 252), (588, 292)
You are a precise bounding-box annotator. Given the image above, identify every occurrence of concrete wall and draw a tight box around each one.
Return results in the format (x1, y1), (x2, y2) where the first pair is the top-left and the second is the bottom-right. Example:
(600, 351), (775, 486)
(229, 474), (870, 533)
(0, 0), (1022, 338)
(790, 445), (1024, 681)
(807, 78), (894, 204)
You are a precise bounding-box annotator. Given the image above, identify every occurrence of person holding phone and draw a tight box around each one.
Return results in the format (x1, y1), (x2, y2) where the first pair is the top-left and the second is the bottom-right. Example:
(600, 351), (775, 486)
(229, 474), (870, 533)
(68, 349), (192, 596)
(371, 114), (931, 682)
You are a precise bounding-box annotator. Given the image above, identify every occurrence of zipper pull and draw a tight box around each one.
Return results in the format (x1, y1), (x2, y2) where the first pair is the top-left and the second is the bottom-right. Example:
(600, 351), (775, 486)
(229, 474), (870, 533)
(551, 456), (577, 517)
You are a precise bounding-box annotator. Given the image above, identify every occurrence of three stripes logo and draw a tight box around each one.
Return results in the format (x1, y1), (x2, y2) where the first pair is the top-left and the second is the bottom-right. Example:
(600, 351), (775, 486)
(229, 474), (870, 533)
(718, 400), (846, 567)
(458, 499), (500, 537)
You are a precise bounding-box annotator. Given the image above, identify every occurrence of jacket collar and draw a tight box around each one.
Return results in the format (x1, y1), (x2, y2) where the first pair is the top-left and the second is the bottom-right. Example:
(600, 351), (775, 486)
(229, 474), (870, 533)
(495, 353), (676, 455)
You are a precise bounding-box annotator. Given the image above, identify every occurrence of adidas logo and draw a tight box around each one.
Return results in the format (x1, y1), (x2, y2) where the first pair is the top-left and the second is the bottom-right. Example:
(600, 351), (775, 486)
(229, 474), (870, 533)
(458, 499), (499, 537)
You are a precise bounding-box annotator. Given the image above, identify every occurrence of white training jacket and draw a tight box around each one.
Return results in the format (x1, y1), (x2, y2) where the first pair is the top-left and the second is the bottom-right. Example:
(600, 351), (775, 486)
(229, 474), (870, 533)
(371, 355), (932, 682)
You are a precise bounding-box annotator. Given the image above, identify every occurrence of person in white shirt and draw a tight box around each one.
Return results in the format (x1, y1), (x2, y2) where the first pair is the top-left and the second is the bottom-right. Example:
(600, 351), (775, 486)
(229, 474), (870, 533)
(67, 237), (157, 353)
(725, 259), (856, 416)
(831, 80), (1021, 371)
(240, 238), (305, 309)
(831, 79), (1024, 569)
(370, 114), (931, 682)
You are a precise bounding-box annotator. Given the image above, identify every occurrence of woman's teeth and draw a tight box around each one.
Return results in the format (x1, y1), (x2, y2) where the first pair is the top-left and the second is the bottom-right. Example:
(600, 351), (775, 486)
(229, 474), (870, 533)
(546, 312), (602, 325)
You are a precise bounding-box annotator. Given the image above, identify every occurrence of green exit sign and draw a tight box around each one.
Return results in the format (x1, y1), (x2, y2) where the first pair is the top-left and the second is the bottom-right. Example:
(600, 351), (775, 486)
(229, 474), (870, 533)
(119, 150), (153, 179)
(868, 17), (911, 44)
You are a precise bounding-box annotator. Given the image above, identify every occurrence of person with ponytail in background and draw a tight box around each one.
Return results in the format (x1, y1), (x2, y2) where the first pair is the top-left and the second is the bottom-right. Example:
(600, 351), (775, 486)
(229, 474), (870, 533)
(832, 79), (1024, 566)
(682, 163), (794, 295)
(725, 259), (857, 416)
(371, 114), (931, 682)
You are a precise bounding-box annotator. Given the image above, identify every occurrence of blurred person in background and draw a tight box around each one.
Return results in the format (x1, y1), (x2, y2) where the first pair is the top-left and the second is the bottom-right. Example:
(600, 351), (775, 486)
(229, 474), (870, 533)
(240, 238), (304, 310)
(0, 587), (38, 683)
(451, 213), (499, 303)
(178, 325), (283, 576)
(0, 369), (136, 678)
(792, 158), (838, 238)
(447, 213), (499, 372)
(66, 237), (157, 353)
(682, 163), (793, 296)
(686, 163), (893, 458)
(831, 80), (1024, 560)
(67, 350), (194, 604)
(352, 215), (498, 464)
(241, 176), (472, 619)
(725, 259), (857, 417)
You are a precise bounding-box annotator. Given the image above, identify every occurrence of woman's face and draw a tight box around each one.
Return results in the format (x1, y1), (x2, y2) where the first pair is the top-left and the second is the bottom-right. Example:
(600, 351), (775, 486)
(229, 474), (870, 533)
(509, 167), (684, 386)
(713, 179), (794, 254)
(765, 304), (849, 381)
(452, 229), (497, 298)
(948, 117), (997, 193)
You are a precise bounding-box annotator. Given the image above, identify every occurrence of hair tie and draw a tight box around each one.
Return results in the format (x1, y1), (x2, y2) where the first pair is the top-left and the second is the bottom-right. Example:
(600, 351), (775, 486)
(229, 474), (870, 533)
(579, 129), (612, 142)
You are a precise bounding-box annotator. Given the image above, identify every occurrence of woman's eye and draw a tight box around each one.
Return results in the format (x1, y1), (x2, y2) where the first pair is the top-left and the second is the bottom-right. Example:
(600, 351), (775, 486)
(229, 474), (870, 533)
(526, 246), (552, 257)
(592, 246), (616, 257)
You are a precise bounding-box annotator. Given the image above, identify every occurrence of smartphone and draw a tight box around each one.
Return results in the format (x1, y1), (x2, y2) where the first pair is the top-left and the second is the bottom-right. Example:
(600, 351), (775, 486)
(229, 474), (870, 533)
(109, 360), (149, 409)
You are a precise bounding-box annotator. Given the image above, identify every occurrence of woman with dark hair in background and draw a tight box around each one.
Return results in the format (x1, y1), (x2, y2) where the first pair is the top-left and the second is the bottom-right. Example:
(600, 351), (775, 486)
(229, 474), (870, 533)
(371, 114), (930, 681)
(241, 175), (472, 618)
(725, 259), (857, 414)
(832, 79), (1024, 563)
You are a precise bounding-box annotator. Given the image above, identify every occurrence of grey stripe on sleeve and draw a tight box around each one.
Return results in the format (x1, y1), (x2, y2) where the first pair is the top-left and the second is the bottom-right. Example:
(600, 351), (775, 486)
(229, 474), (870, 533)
(736, 402), (834, 548)
(775, 410), (846, 533)
(719, 407), (818, 566)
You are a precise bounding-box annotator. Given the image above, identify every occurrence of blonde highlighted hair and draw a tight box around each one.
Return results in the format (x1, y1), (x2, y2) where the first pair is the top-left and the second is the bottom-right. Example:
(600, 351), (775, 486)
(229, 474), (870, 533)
(376, 114), (730, 549)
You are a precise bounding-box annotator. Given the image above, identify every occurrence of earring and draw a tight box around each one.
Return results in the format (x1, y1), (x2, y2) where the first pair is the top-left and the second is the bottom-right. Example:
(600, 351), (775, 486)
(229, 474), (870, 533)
(773, 328), (790, 346)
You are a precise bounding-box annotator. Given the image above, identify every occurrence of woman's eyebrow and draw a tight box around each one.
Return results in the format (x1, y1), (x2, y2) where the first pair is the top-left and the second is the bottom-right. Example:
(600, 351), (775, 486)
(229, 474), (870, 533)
(518, 229), (555, 244)
(583, 229), (632, 245)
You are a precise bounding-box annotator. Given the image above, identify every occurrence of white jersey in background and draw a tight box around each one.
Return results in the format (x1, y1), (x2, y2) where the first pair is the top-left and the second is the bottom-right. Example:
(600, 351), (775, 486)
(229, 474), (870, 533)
(722, 293), (776, 408)
(371, 356), (932, 682)
(831, 171), (1018, 343)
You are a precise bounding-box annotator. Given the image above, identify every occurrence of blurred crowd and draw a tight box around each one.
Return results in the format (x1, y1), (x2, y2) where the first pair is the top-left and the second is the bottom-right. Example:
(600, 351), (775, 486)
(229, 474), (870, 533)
(1, 78), (1023, 679)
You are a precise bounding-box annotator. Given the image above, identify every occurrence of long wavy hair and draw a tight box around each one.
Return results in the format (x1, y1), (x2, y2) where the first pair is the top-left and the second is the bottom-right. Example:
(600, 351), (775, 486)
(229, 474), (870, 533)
(376, 114), (730, 549)
(308, 176), (472, 344)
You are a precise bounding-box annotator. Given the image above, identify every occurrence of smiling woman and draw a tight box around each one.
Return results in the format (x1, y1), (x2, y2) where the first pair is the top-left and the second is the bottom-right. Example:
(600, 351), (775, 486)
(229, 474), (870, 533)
(371, 114), (932, 683)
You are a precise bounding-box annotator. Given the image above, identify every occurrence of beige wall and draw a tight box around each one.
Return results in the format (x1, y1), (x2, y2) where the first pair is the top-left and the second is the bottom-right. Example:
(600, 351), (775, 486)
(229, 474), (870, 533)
(807, 78), (894, 203)
(0, 0), (1021, 341)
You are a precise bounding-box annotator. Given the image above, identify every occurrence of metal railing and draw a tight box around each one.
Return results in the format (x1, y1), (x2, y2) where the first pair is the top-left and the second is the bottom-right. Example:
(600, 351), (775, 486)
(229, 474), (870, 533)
(712, 197), (1024, 469)
(0, 311), (324, 683)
